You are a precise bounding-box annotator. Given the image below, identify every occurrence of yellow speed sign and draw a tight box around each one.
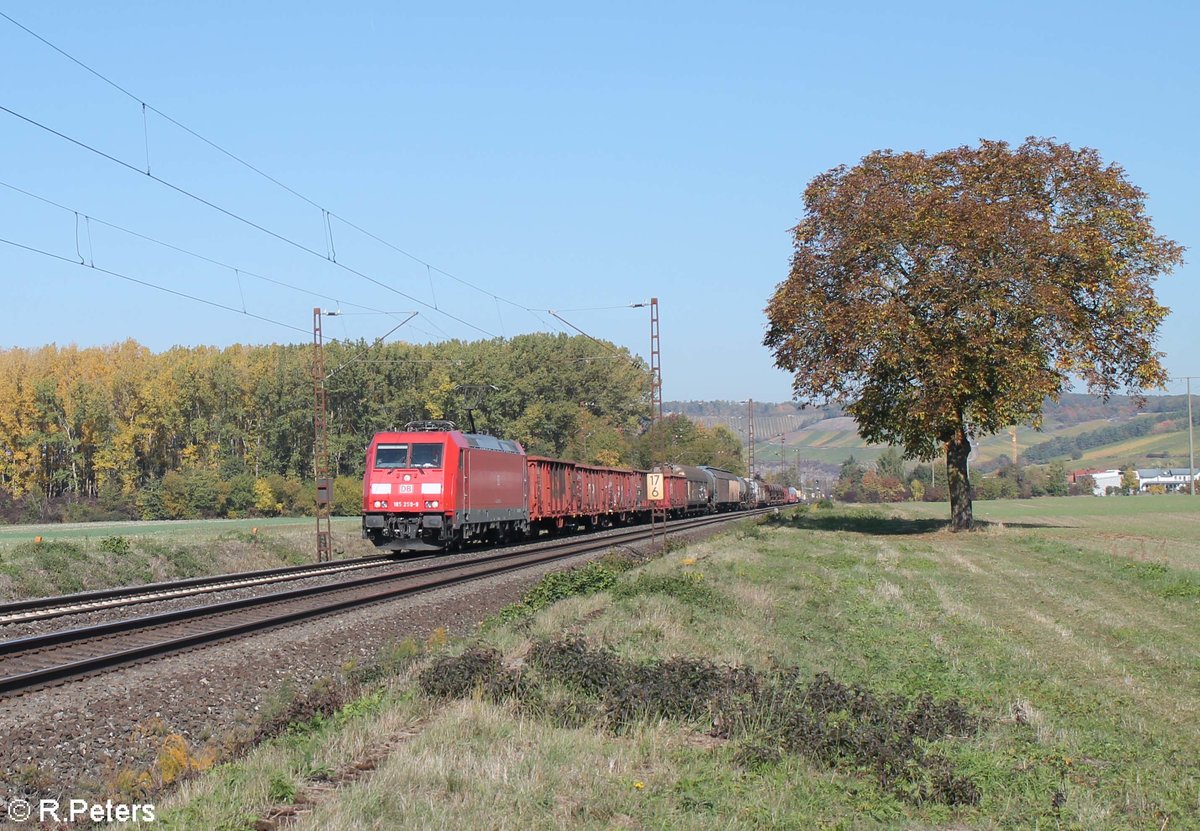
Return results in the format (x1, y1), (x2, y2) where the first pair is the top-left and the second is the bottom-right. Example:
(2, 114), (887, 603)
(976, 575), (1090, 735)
(647, 472), (665, 501)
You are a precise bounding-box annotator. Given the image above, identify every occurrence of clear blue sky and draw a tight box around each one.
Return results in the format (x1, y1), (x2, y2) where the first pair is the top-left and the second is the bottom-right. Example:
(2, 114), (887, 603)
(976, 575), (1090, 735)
(1, 1), (1196, 401)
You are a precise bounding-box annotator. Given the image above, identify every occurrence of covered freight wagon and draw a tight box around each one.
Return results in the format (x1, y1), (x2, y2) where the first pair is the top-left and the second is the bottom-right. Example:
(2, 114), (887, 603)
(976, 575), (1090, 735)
(656, 464), (714, 515)
(701, 466), (744, 512)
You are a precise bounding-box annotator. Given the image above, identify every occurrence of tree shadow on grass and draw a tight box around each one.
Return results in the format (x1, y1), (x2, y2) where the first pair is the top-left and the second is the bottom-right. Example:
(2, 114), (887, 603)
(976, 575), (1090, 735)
(767, 512), (1062, 535)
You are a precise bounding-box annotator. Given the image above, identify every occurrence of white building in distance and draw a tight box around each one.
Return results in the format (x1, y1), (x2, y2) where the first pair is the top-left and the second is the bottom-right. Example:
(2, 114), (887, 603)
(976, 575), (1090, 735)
(1136, 468), (1199, 493)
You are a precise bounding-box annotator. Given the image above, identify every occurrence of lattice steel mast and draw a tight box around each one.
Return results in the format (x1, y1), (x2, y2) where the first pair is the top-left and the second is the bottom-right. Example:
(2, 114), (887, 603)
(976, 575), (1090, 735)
(650, 298), (668, 549)
(313, 308), (332, 562)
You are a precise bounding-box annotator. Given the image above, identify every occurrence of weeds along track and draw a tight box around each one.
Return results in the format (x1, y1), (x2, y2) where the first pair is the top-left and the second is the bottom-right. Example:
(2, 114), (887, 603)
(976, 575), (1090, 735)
(0, 510), (769, 697)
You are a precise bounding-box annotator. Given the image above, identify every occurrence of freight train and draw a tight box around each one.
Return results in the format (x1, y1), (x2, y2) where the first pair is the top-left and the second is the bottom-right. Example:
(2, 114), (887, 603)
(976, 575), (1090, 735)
(361, 421), (791, 552)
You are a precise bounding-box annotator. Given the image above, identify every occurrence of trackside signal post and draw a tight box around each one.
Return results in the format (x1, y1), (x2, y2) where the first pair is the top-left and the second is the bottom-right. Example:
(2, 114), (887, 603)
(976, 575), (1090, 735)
(648, 471), (667, 552)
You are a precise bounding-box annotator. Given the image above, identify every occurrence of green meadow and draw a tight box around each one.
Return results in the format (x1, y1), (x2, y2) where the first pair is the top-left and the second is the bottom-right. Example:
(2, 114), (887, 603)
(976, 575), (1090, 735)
(0, 517), (374, 599)
(125, 496), (1198, 829)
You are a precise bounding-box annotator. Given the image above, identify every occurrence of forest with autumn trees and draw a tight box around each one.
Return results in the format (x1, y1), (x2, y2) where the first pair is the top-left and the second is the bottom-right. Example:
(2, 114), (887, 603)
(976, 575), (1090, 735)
(0, 334), (742, 524)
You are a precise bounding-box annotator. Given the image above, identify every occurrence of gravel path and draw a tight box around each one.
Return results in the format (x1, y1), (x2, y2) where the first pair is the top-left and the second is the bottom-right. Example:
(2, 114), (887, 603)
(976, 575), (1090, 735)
(0, 523), (724, 803)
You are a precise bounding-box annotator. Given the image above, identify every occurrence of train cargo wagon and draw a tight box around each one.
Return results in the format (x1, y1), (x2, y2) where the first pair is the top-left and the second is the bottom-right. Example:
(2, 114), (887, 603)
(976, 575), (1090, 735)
(736, 477), (753, 510)
(362, 422), (528, 551)
(575, 465), (646, 526)
(765, 482), (789, 506)
(701, 466), (743, 512)
(747, 479), (765, 508)
(608, 467), (647, 514)
(653, 465), (706, 516)
(663, 468), (689, 516)
(574, 465), (604, 520)
(632, 469), (653, 515)
(528, 456), (577, 531)
(658, 464), (714, 514)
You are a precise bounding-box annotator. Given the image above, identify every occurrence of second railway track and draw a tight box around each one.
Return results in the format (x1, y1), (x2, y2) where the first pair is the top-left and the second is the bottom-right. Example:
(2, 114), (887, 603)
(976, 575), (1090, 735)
(0, 509), (771, 697)
(0, 554), (406, 626)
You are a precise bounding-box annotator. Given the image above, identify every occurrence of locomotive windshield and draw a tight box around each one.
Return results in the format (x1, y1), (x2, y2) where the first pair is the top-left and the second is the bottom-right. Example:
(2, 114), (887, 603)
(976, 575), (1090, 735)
(374, 444), (409, 468)
(410, 443), (443, 468)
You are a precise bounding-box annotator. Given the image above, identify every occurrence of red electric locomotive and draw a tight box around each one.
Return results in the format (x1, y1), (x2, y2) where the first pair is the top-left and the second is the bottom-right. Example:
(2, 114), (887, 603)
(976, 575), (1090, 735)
(362, 421), (528, 550)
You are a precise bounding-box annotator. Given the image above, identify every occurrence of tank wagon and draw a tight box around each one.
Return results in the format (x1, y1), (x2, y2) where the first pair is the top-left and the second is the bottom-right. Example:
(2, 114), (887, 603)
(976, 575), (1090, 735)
(746, 478), (763, 508)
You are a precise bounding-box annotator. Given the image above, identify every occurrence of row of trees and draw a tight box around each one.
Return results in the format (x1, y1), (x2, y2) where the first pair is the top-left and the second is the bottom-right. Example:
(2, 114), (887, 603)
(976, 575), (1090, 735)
(831, 450), (1094, 504)
(0, 335), (744, 523)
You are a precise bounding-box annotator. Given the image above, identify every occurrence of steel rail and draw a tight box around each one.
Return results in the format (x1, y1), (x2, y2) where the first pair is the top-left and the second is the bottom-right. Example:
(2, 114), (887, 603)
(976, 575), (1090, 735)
(0, 509), (773, 696)
(0, 554), (403, 625)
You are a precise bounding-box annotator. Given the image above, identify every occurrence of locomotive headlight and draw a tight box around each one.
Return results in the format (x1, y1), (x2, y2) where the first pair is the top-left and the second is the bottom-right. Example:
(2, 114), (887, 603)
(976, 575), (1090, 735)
(425, 500), (439, 509)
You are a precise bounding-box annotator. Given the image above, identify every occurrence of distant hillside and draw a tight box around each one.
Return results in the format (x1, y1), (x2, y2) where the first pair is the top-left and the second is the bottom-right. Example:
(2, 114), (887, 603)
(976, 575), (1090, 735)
(666, 394), (1198, 474)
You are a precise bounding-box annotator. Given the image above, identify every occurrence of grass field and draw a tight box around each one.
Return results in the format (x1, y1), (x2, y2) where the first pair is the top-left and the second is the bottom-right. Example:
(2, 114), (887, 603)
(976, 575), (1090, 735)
(759, 415), (1196, 472)
(0, 516), (375, 600)
(1077, 431), (1198, 467)
(137, 496), (1199, 830)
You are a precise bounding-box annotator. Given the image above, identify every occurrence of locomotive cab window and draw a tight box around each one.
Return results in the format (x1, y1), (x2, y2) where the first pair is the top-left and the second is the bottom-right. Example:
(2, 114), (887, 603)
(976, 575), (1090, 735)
(410, 443), (443, 468)
(374, 444), (409, 469)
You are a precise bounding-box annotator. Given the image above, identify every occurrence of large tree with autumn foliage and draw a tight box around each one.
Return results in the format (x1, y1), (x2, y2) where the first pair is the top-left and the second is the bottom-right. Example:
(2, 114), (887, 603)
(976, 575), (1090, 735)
(764, 138), (1184, 530)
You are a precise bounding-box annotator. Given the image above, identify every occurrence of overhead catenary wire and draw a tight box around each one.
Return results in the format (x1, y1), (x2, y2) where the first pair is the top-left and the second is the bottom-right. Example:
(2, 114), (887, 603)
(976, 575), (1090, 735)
(0, 102), (497, 339)
(540, 304), (649, 312)
(2, 230), (450, 350)
(0, 178), (445, 340)
(546, 310), (648, 365)
(326, 312), (420, 378)
(545, 310), (653, 390)
(4, 243), (630, 436)
(0, 236), (316, 339)
(1, 10), (554, 334)
(1, 13), (643, 360)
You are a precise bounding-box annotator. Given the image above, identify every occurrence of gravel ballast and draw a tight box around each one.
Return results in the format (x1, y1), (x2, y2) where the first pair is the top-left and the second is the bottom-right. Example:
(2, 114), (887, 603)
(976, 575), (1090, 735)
(0, 523), (730, 802)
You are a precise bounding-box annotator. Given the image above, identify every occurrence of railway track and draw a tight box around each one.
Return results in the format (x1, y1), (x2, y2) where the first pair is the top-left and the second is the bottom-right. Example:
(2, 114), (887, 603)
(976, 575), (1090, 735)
(0, 554), (406, 626)
(0, 509), (771, 697)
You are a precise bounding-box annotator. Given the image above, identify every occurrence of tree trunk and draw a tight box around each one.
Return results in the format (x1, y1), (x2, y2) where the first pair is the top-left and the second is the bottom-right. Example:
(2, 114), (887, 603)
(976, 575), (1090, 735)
(946, 424), (973, 531)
